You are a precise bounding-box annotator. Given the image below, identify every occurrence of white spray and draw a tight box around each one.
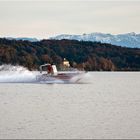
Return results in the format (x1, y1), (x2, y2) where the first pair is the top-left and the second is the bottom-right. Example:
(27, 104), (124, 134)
(0, 65), (37, 83)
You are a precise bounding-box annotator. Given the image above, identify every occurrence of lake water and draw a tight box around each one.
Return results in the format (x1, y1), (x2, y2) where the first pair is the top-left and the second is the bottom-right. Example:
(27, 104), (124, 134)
(0, 72), (140, 139)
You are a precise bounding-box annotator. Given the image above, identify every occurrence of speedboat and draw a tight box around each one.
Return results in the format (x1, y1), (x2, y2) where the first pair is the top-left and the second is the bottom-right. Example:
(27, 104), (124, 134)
(36, 63), (87, 83)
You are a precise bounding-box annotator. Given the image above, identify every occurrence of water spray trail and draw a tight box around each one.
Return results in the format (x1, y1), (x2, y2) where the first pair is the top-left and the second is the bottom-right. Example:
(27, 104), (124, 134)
(0, 65), (37, 83)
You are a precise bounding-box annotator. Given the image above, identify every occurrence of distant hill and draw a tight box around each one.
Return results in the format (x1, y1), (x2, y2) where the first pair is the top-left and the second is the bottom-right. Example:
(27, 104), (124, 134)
(0, 38), (140, 71)
(50, 32), (140, 48)
(5, 37), (39, 42)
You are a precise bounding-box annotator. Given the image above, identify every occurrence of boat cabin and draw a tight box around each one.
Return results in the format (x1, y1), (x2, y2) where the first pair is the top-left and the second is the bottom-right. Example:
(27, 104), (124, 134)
(39, 64), (58, 75)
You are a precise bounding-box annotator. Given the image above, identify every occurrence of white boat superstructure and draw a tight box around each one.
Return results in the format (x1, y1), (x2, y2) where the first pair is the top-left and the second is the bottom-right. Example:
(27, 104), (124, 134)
(36, 63), (86, 83)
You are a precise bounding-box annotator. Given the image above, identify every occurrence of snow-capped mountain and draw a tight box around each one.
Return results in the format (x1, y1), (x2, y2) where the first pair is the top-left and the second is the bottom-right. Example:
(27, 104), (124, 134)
(6, 37), (39, 42)
(50, 32), (140, 48)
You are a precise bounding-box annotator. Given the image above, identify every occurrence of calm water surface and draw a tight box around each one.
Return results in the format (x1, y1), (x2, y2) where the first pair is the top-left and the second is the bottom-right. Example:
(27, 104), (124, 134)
(0, 72), (140, 139)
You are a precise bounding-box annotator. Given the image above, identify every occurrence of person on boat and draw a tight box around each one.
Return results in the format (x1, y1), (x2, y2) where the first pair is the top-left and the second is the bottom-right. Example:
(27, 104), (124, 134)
(47, 64), (53, 74)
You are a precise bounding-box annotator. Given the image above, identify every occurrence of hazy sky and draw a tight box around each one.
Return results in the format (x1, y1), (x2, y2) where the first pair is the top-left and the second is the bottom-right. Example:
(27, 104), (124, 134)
(0, 0), (140, 39)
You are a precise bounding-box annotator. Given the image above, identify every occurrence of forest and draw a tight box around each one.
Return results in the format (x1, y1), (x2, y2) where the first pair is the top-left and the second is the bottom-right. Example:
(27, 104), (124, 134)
(0, 38), (140, 71)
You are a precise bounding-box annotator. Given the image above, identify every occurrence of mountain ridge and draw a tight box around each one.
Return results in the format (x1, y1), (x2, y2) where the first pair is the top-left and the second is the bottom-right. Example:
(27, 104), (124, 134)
(49, 32), (140, 48)
(5, 37), (39, 42)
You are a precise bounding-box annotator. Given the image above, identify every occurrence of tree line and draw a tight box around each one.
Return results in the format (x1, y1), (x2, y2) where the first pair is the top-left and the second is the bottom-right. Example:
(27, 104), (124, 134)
(0, 38), (140, 71)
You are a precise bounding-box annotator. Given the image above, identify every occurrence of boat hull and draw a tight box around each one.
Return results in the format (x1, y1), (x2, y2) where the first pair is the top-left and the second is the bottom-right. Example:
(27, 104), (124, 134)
(36, 72), (86, 83)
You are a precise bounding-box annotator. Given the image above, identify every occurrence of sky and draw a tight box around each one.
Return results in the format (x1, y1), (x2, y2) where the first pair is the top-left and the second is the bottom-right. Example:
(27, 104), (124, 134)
(0, 0), (140, 39)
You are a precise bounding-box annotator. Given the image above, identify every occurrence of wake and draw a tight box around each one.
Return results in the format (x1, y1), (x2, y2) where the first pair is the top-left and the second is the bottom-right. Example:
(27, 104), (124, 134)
(0, 65), (37, 83)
